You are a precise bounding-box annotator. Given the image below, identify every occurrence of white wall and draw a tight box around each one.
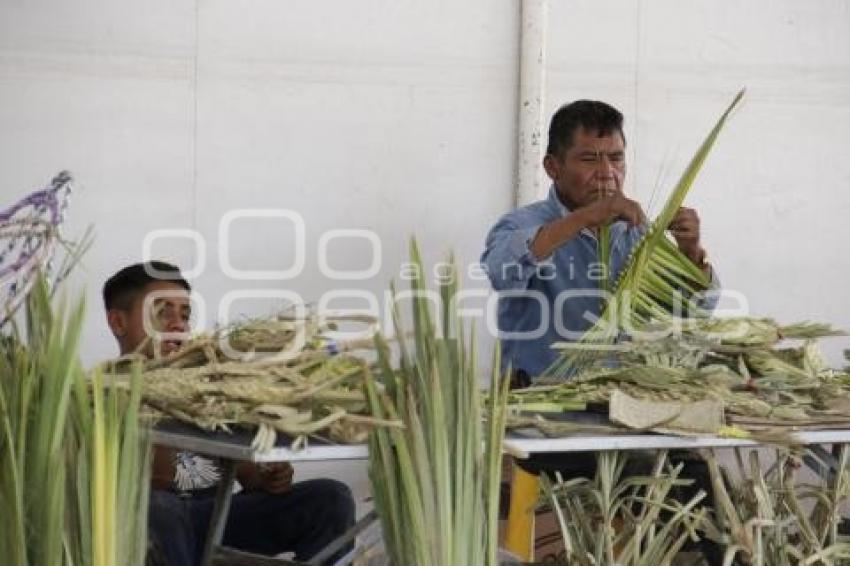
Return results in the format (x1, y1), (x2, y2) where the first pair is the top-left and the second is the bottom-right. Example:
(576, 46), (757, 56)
(0, 0), (519, 365)
(544, 0), (850, 364)
(1, 0), (848, 367)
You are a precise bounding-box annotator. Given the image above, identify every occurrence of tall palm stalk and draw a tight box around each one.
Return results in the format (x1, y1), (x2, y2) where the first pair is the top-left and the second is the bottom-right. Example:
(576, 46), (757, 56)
(0, 277), (83, 566)
(549, 90), (745, 376)
(365, 240), (510, 566)
(0, 275), (151, 566)
(66, 365), (151, 566)
(598, 222), (612, 294)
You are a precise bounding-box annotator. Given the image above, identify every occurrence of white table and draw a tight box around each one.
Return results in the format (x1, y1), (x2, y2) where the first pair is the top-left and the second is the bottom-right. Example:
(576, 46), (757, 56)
(153, 420), (850, 564)
(151, 424), (369, 463)
(503, 429), (850, 459)
(503, 428), (850, 494)
(151, 422), (370, 566)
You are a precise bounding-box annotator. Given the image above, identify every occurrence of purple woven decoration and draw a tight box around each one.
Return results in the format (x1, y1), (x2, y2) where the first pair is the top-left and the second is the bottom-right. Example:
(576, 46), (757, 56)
(0, 171), (74, 326)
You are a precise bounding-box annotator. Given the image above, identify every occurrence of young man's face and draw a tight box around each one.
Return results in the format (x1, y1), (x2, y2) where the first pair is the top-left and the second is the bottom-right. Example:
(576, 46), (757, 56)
(544, 126), (626, 210)
(109, 280), (191, 358)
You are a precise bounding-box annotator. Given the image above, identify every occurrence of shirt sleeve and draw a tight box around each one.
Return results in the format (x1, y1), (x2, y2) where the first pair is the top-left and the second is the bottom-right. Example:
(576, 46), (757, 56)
(480, 216), (544, 291)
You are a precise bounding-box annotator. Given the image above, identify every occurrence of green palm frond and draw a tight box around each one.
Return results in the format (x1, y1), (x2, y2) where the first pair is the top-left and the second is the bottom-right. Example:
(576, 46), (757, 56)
(0, 274), (150, 566)
(598, 222), (612, 294)
(66, 365), (151, 566)
(365, 238), (510, 566)
(0, 276), (81, 566)
(703, 447), (850, 564)
(549, 89), (745, 376)
(541, 451), (708, 566)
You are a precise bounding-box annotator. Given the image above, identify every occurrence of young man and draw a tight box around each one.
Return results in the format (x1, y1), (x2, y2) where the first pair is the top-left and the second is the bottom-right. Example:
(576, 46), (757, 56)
(481, 99), (718, 382)
(103, 261), (355, 566)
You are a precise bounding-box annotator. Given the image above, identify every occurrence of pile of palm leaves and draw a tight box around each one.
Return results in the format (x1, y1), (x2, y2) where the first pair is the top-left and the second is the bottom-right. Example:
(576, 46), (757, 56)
(508, 316), (849, 442)
(702, 447), (850, 564)
(103, 312), (402, 451)
(540, 450), (708, 565)
(364, 241), (511, 566)
(0, 276), (151, 566)
(538, 447), (850, 565)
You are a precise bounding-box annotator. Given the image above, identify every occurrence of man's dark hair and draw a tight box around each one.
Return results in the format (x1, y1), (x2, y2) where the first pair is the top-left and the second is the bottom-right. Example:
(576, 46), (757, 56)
(546, 100), (625, 156)
(102, 261), (191, 311)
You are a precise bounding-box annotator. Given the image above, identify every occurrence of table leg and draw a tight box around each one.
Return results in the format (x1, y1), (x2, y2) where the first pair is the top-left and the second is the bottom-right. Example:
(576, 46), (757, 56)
(804, 445), (839, 482)
(201, 459), (238, 566)
(504, 463), (540, 561)
(306, 509), (378, 565)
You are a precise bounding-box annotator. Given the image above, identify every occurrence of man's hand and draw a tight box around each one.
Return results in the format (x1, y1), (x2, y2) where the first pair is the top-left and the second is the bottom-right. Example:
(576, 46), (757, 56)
(530, 194), (646, 261)
(151, 445), (178, 490)
(257, 462), (294, 494)
(579, 194), (647, 229)
(668, 207), (706, 267)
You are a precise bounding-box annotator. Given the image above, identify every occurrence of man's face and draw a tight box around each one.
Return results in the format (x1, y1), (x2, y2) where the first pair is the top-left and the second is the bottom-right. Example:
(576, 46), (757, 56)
(544, 127), (626, 210)
(110, 280), (191, 358)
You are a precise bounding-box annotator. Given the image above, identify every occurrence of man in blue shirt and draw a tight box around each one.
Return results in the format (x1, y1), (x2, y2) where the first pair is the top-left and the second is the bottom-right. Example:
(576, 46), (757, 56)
(483, 101), (725, 562)
(482, 99), (717, 381)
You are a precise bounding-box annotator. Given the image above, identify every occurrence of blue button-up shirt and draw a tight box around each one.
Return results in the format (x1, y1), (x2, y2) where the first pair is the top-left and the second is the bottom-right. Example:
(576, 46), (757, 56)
(481, 186), (718, 377)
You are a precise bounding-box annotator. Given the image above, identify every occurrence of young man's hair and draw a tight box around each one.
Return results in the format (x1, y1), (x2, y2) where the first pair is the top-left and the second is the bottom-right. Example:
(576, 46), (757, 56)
(102, 261), (191, 311)
(546, 100), (625, 157)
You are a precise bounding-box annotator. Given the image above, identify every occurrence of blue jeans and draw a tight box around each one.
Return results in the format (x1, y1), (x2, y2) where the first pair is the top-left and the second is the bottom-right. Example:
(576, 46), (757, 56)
(148, 479), (355, 565)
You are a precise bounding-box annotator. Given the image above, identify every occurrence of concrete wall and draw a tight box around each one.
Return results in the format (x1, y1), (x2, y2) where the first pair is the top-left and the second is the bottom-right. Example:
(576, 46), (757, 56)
(544, 0), (850, 364)
(1, 0), (848, 366)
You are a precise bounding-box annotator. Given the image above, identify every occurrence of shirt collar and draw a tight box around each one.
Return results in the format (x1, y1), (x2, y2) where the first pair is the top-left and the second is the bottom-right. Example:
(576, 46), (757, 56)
(547, 184), (571, 217)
